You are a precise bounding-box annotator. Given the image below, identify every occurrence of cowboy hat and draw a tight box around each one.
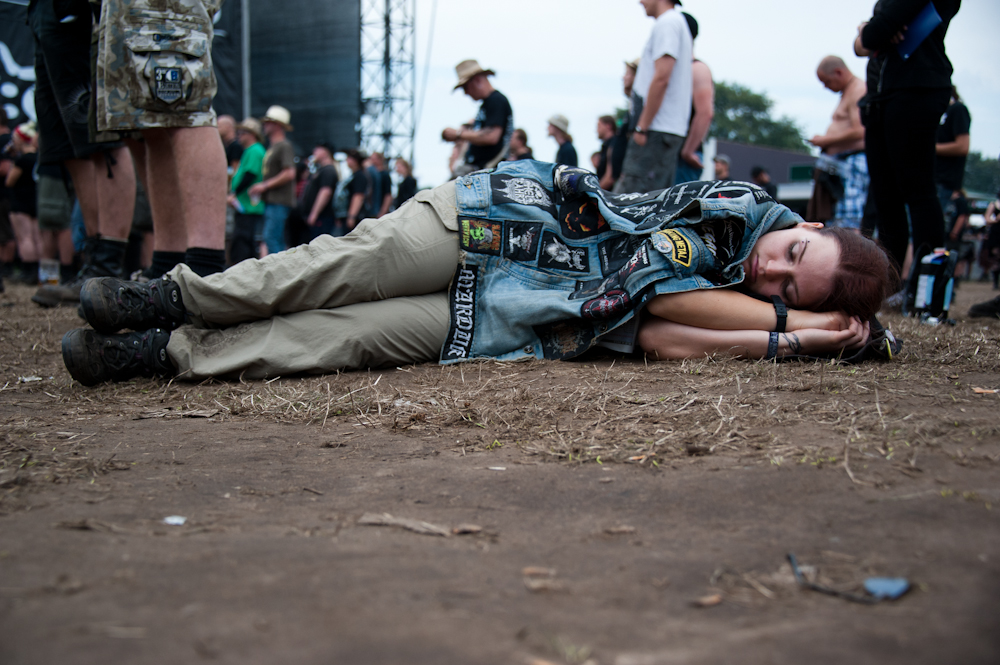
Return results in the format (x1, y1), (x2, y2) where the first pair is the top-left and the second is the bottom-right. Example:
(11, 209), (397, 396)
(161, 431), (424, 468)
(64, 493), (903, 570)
(547, 114), (570, 134)
(261, 105), (293, 130)
(453, 59), (495, 90)
(236, 117), (263, 141)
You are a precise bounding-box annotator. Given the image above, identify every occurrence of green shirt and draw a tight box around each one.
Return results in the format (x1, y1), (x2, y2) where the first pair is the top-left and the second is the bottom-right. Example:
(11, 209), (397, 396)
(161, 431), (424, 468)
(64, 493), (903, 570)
(232, 142), (266, 215)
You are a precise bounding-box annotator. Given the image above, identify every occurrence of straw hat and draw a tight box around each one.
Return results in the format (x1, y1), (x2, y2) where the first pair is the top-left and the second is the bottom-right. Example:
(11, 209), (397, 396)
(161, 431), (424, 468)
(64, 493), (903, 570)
(453, 59), (495, 90)
(261, 105), (293, 130)
(547, 114), (570, 134)
(236, 117), (263, 141)
(624, 58), (640, 71)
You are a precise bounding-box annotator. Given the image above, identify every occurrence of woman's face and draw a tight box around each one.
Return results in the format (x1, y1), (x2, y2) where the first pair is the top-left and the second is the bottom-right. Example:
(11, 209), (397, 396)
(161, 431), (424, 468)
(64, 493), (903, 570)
(741, 223), (839, 309)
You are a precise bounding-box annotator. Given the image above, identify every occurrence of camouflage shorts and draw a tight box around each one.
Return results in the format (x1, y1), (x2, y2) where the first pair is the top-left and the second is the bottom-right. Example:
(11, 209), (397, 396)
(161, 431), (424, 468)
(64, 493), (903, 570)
(94, 0), (222, 131)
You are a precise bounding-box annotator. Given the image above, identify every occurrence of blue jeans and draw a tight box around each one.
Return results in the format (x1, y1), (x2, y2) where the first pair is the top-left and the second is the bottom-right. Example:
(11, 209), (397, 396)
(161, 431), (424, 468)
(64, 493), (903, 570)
(306, 215), (340, 242)
(262, 204), (289, 254)
(674, 153), (704, 184)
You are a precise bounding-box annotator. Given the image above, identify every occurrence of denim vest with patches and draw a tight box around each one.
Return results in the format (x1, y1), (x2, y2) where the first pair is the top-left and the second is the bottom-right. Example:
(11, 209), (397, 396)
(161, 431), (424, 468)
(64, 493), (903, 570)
(441, 160), (799, 364)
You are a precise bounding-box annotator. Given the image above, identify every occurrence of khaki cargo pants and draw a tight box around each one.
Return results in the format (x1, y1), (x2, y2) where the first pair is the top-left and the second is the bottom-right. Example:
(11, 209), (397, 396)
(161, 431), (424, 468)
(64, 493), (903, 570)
(166, 183), (459, 379)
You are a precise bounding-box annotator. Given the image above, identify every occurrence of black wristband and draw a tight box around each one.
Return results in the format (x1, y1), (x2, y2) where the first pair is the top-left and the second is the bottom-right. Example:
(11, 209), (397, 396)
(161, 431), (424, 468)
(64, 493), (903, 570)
(766, 332), (779, 360)
(771, 295), (787, 333)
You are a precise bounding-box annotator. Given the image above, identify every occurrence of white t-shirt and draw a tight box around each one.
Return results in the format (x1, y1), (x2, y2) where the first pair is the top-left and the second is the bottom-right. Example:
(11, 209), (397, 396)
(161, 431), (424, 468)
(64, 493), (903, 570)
(633, 8), (693, 137)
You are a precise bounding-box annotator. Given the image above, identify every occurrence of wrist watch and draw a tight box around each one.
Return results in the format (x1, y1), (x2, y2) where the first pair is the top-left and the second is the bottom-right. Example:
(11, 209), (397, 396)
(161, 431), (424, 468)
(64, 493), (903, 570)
(635, 127), (647, 135)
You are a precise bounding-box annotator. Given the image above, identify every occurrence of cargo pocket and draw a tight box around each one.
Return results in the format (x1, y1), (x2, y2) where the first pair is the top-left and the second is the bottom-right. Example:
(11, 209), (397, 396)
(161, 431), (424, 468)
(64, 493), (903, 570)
(122, 18), (214, 112)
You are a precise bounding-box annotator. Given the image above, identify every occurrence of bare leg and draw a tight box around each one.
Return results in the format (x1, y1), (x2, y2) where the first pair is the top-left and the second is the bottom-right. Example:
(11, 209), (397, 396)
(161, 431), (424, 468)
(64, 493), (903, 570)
(10, 212), (42, 262)
(64, 159), (100, 237)
(56, 229), (75, 265)
(64, 147), (135, 240)
(40, 229), (58, 260)
(141, 127), (226, 251)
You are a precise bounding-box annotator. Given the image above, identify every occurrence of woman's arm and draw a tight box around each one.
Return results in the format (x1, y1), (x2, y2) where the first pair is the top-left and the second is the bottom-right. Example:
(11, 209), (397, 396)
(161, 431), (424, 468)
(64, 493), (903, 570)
(646, 290), (851, 332)
(638, 317), (870, 361)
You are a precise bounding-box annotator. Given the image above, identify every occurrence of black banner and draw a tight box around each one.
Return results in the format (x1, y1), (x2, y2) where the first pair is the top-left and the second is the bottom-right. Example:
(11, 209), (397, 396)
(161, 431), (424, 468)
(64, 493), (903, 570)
(0, 1), (35, 127)
(211, 0), (244, 120)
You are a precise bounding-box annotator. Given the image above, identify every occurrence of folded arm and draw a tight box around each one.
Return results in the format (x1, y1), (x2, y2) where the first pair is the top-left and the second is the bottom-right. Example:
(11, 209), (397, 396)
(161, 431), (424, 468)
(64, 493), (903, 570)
(638, 317), (870, 361)
(646, 289), (851, 332)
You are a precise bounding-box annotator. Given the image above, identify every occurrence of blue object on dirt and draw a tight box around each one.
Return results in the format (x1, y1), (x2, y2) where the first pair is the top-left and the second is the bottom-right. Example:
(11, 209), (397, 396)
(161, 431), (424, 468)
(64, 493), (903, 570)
(864, 577), (911, 600)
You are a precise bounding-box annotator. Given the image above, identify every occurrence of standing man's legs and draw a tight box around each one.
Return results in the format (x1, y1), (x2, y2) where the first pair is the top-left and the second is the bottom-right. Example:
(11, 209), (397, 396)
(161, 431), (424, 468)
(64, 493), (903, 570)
(95, 0), (227, 278)
(616, 131), (684, 194)
(29, 0), (136, 305)
(140, 127), (227, 276)
(262, 204), (290, 256)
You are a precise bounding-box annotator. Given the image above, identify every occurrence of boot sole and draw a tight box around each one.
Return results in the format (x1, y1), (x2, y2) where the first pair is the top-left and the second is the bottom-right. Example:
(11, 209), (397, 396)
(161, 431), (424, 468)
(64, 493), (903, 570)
(62, 329), (104, 387)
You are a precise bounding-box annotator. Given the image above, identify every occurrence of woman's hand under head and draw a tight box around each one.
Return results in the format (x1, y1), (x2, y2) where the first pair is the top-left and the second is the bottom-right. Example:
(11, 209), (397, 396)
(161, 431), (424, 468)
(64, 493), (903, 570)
(637, 315), (870, 361)
(789, 315), (870, 355)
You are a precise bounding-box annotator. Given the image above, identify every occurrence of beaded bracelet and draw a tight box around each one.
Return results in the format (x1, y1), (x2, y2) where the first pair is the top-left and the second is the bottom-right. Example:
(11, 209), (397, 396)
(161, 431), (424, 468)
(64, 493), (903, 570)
(766, 331), (780, 360)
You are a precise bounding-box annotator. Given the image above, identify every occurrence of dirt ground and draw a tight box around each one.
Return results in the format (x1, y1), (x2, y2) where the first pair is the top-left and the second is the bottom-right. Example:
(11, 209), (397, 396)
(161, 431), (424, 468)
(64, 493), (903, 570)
(1, 278), (998, 665)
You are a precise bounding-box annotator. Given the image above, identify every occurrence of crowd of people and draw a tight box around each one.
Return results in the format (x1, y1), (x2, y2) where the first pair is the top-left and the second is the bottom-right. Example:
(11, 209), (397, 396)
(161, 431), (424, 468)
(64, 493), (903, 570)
(434, 0), (996, 318)
(0, 0), (996, 387)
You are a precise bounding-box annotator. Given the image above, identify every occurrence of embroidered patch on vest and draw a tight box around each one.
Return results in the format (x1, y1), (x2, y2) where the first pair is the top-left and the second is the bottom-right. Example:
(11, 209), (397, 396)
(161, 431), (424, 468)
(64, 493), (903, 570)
(534, 320), (595, 360)
(581, 289), (631, 321)
(558, 200), (609, 239)
(491, 175), (554, 210)
(617, 243), (651, 281)
(656, 229), (692, 267)
(538, 232), (589, 273)
(459, 218), (502, 255)
(442, 266), (478, 361)
(504, 221), (542, 262)
(153, 67), (183, 104)
(598, 235), (644, 275)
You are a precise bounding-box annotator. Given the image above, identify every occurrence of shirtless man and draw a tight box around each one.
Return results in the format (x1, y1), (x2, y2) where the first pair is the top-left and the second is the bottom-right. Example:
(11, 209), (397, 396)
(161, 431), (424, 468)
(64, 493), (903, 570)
(808, 56), (868, 232)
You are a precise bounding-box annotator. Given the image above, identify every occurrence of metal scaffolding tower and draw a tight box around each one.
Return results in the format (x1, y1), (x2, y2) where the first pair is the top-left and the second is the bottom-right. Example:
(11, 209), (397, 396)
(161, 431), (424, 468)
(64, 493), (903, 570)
(359, 0), (416, 162)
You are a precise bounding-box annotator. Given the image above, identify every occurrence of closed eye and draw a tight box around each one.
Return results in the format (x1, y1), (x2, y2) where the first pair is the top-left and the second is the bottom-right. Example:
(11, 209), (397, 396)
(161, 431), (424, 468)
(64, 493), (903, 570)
(782, 278), (793, 305)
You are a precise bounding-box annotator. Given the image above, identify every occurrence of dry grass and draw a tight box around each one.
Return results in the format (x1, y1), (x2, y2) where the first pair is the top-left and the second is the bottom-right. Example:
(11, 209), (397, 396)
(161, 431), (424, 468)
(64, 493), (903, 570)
(2, 283), (999, 495)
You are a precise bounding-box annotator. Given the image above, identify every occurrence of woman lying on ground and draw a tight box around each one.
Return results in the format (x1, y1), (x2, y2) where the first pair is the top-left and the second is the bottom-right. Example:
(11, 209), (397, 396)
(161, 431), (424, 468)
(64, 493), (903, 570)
(61, 161), (893, 386)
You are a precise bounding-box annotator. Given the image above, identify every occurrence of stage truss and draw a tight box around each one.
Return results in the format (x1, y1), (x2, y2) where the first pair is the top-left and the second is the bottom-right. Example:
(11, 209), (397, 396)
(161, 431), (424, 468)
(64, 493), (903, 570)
(359, 0), (416, 163)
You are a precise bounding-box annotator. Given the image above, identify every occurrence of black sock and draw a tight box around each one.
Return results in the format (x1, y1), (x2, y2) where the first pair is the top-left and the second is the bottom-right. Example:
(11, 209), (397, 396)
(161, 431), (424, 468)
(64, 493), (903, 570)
(150, 251), (187, 278)
(183, 247), (226, 277)
(60, 263), (76, 284)
(22, 261), (39, 284)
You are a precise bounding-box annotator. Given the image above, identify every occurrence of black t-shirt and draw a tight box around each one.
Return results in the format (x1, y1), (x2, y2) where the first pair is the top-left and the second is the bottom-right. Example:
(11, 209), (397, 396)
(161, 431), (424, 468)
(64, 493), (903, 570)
(299, 164), (339, 219)
(347, 168), (372, 217)
(597, 137), (613, 181)
(394, 175), (417, 208)
(378, 170), (392, 208)
(555, 141), (578, 168)
(934, 101), (971, 191)
(225, 140), (244, 167)
(611, 122), (629, 180)
(10, 152), (37, 216)
(466, 90), (513, 168)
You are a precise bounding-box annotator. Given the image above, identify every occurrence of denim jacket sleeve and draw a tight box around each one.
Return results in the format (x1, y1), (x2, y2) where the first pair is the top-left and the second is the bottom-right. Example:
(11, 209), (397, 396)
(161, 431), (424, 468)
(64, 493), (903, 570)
(440, 160), (799, 364)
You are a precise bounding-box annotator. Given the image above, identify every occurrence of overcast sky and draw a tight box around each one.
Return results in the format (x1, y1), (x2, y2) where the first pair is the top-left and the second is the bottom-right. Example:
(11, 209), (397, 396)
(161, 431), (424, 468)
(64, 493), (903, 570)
(408, 0), (999, 188)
